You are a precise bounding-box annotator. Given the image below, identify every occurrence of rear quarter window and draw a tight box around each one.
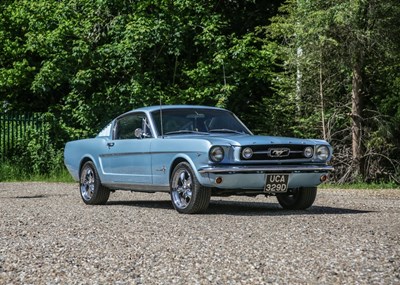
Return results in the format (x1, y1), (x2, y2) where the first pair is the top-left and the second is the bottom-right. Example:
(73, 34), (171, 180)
(97, 123), (112, 137)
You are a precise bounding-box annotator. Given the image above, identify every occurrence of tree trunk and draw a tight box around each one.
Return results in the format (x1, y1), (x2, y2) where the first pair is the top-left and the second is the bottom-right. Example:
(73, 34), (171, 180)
(351, 62), (364, 179)
(319, 56), (326, 141)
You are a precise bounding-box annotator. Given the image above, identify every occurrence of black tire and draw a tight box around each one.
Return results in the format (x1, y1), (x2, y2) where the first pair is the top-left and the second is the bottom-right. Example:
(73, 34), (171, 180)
(170, 162), (211, 214)
(276, 187), (317, 210)
(79, 161), (110, 205)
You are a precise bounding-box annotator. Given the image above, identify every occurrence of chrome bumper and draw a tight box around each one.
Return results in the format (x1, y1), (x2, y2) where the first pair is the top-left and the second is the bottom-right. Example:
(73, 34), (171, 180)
(198, 164), (334, 174)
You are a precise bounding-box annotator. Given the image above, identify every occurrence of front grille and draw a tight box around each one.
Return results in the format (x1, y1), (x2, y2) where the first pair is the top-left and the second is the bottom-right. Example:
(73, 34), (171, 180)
(240, 144), (313, 161)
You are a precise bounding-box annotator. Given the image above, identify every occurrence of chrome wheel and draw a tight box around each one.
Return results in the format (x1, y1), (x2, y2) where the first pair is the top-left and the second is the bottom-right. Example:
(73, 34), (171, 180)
(170, 162), (211, 214)
(80, 165), (95, 202)
(79, 161), (110, 205)
(171, 168), (193, 209)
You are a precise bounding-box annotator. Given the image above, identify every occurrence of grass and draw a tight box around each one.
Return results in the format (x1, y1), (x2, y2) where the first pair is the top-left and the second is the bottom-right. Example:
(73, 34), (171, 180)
(321, 182), (399, 190)
(28, 169), (75, 183)
(0, 163), (75, 183)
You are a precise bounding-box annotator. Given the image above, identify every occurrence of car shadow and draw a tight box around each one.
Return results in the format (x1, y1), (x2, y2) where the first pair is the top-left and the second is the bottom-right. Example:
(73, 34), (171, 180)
(106, 199), (372, 216)
(207, 200), (372, 216)
(107, 200), (173, 210)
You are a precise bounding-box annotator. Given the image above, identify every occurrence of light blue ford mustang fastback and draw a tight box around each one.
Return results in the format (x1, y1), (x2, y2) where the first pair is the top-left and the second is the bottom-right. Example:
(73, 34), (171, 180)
(64, 105), (333, 214)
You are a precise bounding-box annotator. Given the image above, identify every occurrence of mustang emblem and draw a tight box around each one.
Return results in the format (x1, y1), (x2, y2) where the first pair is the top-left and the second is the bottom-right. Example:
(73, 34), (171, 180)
(268, 148), (290, 158)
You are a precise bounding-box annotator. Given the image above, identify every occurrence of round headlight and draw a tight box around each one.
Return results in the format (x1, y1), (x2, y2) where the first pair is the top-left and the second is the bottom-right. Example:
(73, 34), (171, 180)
(210, 146), (224, 162)
(242, 147), (253, 159)
(316, 146), (329, 160)
(304, 146), (314, 158)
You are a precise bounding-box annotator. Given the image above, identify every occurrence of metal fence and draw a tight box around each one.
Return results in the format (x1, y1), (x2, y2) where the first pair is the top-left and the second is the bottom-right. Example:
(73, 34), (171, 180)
(0, 112), (45, 161)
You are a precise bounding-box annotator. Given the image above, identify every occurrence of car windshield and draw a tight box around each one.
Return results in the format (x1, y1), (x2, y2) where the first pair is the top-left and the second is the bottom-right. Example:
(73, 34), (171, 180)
(151, 108), (251, 136)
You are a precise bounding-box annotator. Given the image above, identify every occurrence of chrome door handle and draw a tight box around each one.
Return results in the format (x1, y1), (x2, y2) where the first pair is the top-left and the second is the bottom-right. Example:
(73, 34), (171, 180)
(107, 142), (115, 147)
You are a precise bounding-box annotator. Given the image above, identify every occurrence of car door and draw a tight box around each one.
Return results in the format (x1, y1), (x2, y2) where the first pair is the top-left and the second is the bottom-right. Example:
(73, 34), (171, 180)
(100, 112), (153, 184)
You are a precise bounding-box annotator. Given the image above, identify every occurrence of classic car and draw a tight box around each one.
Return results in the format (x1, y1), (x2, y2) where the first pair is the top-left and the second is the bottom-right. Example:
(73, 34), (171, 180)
(64, 105), (333, 214)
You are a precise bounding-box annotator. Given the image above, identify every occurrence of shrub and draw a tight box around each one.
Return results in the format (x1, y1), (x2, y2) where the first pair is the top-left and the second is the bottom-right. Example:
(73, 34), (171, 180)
(5, 119), (64, 178)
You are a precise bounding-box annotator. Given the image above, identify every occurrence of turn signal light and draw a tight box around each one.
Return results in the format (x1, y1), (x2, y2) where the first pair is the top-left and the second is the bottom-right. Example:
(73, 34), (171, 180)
(320, 174), (328, 183)
(215, 177), (223, 184)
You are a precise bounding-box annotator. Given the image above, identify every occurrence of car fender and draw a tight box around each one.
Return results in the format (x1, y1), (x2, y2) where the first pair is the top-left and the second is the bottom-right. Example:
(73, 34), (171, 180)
(169, 153), (210, 187)
(79, 154), (102, 177)
(64, 138), (107, 182)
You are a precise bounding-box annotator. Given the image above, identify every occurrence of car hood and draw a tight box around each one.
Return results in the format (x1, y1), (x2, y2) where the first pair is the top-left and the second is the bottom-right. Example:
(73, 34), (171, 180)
(165, 134), (329, 146)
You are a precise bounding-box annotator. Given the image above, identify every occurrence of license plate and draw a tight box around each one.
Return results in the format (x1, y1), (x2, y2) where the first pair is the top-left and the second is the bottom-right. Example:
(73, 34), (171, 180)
(264, 174), (289, 193)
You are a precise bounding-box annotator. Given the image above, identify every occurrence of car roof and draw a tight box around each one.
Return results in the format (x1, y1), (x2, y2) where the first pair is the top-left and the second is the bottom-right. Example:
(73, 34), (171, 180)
(133, 105), (226, 112)
(114, 105), (232, 121)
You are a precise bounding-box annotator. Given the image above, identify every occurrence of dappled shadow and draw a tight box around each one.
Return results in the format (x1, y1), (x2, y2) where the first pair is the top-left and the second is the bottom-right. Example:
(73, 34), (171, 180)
(106, 199), (373, 216)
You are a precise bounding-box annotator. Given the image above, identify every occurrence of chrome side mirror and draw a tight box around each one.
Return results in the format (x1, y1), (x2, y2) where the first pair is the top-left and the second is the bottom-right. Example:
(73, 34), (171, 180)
(135, 128), (144, 139)
(135, 128), (150, 139)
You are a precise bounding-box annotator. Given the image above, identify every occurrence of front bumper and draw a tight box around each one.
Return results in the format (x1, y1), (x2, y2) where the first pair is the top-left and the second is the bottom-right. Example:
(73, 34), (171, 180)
(198, 164), (334, 189)
(199, 164), (334, 174)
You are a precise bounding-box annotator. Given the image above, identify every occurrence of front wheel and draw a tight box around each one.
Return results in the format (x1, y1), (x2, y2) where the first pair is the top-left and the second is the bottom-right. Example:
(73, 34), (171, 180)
(79, 161), (110, 205)
(170, 162), (211, 214)
(276, 187), (317, 210)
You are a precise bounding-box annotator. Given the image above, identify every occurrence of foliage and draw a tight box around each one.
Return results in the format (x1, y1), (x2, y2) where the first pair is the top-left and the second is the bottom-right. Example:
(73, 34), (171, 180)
(0, 0), (282, 136)
(0, 0), (399, 184)
(267, 0), (400, 183)
(0, 161), (74, 182)
(0, 112), (72, 180)
(4, 117), (64, 177)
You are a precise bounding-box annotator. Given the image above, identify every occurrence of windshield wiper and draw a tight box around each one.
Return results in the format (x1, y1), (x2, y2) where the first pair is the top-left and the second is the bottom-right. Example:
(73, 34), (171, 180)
(164, 130), (209, 135)
(208, 129), (243, 134)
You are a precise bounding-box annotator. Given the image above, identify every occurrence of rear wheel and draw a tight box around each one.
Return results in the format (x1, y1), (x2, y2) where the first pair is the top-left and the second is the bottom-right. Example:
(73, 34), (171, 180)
(79, 161), (110, 205)
(276, 187), (317, 210)
(170, 162), (211, 214)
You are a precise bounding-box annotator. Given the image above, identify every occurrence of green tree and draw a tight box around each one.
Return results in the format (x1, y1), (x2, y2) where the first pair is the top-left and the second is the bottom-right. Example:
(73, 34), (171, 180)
(268, 0), (400, 182)
(1, 0), (282, 137)
(0, 0), (78, 111)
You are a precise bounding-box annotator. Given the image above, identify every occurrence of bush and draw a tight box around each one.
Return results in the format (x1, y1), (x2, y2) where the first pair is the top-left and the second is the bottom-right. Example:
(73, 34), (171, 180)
(4, 120), (64, 178)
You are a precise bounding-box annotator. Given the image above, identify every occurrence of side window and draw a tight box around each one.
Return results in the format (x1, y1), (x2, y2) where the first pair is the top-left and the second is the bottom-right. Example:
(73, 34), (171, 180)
(97, 123), (112, 137)
(114, 113), (151, 140)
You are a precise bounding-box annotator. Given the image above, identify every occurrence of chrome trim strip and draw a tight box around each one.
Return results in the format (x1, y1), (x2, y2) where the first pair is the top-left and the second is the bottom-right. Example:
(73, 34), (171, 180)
(198, 165), (334, 174)
(100, 150), (201, 158)
(100, 152), (149, 157)
(102, 183), (170, 192)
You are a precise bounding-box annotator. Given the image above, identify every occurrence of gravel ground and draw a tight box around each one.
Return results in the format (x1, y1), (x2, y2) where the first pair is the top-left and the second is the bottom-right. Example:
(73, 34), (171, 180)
(0, 182), (399, 285)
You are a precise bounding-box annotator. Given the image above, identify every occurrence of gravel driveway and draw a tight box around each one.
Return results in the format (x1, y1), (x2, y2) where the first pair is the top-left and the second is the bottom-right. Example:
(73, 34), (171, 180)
(0, 182), (399, 284)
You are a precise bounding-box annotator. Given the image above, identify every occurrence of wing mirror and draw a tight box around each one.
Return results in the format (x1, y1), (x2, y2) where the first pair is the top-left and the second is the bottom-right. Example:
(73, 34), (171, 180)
(135, 128), (144, 139)
(135, 128), (150, 139)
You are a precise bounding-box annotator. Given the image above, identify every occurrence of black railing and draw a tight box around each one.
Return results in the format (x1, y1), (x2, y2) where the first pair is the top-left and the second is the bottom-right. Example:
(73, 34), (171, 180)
(0, 112), (45, 161)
